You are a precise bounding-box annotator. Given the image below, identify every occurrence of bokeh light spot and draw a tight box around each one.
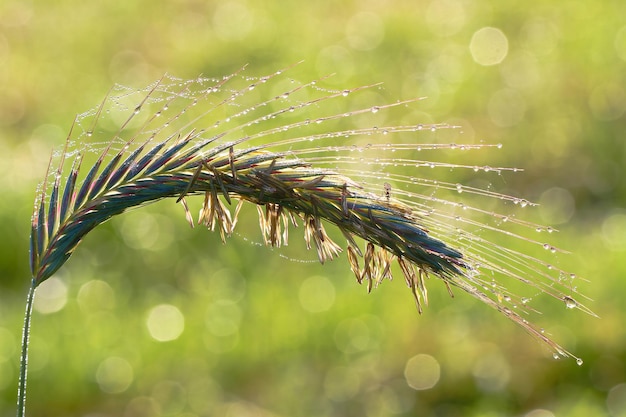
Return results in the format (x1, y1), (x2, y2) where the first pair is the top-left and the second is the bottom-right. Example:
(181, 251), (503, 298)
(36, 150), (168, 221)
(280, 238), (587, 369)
(602, 211), (626, 251)
(125, 396), (161, 417)
(298, 275), (336, 313)
(33, 277), (68, 314)
(521, 18), (558, 56)
(404, 354), (441, 390)
(205, 300), (242, 337)
(472, 350), (511, 392)
(334, 316), (384, 354)
(120, 212), (173, 251)
(539, 187), (575, 225)
(77, 279), (116, 312)
(470, 27), (509, 66)
(525, 409), (555, 417)
(607, 383), (626, 417)
(146, 304), (185, 342)
(96, 356), (134, 394)
(501, 52), (540, 89)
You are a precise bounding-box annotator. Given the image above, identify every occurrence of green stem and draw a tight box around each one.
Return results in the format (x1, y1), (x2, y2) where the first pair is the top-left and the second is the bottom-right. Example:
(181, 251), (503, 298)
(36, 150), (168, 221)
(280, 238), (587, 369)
(17, 279), (36, 417)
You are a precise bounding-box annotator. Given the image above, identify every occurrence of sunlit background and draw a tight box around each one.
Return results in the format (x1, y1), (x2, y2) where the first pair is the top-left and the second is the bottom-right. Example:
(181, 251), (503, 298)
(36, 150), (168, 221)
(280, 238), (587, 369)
(1, 1), (625, 416)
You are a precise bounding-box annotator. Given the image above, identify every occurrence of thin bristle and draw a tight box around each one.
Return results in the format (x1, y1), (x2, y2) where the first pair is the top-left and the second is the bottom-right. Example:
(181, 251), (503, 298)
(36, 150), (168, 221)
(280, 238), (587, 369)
(29, 65), (590, 364)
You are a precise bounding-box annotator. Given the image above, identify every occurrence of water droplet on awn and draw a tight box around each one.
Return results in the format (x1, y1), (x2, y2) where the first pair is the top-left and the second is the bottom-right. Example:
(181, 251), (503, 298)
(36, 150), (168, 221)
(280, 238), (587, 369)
(563, 296), (577, 309)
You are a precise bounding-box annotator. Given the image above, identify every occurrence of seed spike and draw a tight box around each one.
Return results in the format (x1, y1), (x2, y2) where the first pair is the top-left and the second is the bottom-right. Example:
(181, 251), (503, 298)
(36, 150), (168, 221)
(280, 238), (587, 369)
(229, 146), (237, 180)
(176, 160), (204, 203)
(28, 67), (590, 369)
(179, 197), (194, 228)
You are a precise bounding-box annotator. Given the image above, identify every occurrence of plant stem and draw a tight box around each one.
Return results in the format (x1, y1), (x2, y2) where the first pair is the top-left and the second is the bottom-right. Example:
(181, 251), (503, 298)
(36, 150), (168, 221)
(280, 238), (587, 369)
(17, 279), (36, 417)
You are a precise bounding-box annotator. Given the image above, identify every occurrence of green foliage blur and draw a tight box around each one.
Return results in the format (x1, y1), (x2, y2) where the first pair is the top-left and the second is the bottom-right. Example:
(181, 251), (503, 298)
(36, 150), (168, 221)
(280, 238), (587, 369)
(1, 1), (625, 416)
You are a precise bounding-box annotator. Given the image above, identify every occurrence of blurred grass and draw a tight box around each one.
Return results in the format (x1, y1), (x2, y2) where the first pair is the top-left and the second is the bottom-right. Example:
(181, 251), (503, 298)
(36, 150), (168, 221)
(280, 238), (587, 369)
(1, 1), (625, 416)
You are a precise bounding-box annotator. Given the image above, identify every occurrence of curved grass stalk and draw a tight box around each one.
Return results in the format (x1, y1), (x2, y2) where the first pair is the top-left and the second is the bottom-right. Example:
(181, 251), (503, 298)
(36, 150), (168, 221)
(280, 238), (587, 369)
(21, 64), (591, 416)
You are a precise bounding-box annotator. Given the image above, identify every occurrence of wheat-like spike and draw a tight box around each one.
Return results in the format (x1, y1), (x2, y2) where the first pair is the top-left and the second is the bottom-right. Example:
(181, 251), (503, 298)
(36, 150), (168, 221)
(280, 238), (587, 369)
(28, 65), (591, 366)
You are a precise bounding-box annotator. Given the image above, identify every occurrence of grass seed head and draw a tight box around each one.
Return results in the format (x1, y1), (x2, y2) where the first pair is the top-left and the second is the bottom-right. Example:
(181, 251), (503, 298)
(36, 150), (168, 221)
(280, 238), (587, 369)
(29, 64), (592, 363)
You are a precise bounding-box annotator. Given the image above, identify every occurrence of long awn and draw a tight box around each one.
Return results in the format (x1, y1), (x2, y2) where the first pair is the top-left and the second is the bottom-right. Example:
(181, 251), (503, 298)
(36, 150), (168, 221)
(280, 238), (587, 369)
(20, 64), (592, 416)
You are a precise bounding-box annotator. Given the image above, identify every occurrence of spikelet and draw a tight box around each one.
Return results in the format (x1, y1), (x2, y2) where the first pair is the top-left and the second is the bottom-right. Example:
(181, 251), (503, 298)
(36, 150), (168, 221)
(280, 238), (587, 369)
(29, 64), (593, 364)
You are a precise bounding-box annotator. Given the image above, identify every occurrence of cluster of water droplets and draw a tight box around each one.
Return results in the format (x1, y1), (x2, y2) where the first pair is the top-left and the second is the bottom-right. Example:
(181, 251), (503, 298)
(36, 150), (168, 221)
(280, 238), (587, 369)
(38, 64), (591, 363)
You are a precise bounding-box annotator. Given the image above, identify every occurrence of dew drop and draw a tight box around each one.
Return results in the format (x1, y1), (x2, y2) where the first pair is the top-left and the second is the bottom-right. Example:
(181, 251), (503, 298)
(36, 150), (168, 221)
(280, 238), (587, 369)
(553, 353), (561, 360)
(456, 184), (463, 193)
(133, 105), (141, 115)
(342, 90), (350, 97)
(576, 358), (583, 366)
(563, 296), (577, 309)
(371, 106), (380, 113)
(497, 143), (503, 149)
(543, 243), (551, 250)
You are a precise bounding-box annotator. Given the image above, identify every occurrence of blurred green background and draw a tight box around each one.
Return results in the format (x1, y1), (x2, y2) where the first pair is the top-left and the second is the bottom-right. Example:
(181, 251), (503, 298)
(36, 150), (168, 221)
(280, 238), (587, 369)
(1, 1), (625, 416)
